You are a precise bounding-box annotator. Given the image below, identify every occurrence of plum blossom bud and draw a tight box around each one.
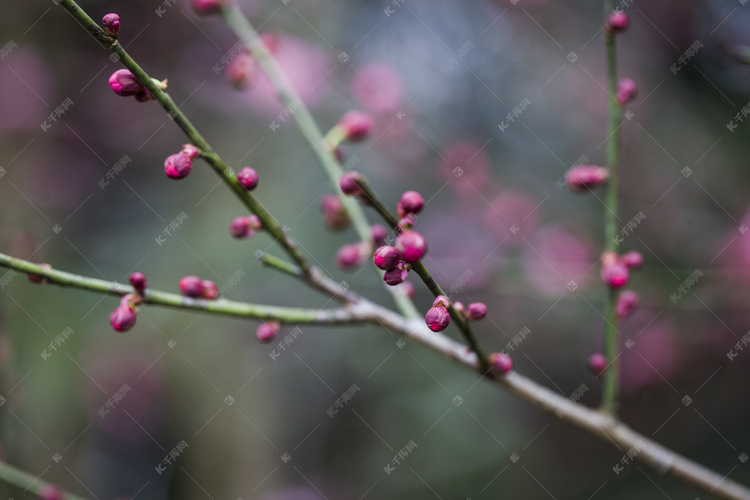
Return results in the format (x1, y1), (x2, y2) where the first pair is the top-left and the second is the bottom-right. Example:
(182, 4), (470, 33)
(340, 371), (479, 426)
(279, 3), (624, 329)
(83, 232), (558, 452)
(489, 353), (513, 375)
(110, 306), (136, 332)
(39, 484), (65, 500)
(202, 280), (219, 300)
(164, 154), (192, 179)
(256, 321), (280, 343)
(615, 290), (639, 321)
(425, 305), (450, 332)
(384, 262), (409, 286)
(616, 78), (637, 105)
(601, 252), (629, 289)
(227, 50), (255, 90)
(608, 11), (629, 32)
(336, 243), (365, 270)
(237, 167), (259, 190)
(453, 301), (465, 316)
(320, 194), (350, 231)
(396, 230), (428, 263)
(432, 295), (450, 308)
(398, 191), (424, 218)
(565, 165), (609, 191)
(129, 272), (147, 293)
(181, 144), (201, 159)
(466, 302), (487, 321)
(372, 224), (388, 246)
(27, 263), (52, 283)
(192, 0), (225, 15)
(587, 353), (608, 376)
(247, 214), (262, 230)
(338, 110), (373, 142)
(102, 13), (120, 37)
(230, 216), (252, 238)
(179, 276), (205, 298)
(622, 250), (643, 270)
(109, 69), (145, 97)
(400, 281), (415, 300)
(373, 246), (401, 270)
(339, 171), (364, 196)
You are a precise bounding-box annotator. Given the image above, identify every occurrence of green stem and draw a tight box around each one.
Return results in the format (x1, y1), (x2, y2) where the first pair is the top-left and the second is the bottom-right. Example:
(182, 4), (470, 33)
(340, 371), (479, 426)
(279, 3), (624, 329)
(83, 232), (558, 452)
(0, 461), (88, 500)
(0, 254), (361, 325)
(57, 0), (311, 276)
(601, 2), (622, 415)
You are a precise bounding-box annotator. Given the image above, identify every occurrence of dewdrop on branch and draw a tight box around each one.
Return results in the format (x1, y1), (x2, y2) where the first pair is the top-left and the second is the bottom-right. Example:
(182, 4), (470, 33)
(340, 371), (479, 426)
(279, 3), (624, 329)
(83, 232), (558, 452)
(164, 153), (192, 179)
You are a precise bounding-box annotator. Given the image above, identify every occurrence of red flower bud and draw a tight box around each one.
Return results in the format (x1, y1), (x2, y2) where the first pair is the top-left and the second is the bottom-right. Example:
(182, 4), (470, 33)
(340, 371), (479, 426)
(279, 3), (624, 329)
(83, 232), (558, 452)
(110, 305), (137, 332)
(192, 0), (225, 15)
(425, 305), (450, 332)
(336, 243), (365, 270)
(373, 245), (401, 270)
(601, 260), (629, 289)
(338, 110), (373, 142)
(615, 290), (639, 321)
(489, 353), (513, 374)
(396, 230), (428, 263)
(129, 272), (147, 293)
(227, 50), (255, 90)
(202, 280), (219, 300)
(181, 144), (201, 159)
(384, 262), (409, 286)
(372, 224), (388, 246)
(466, 302), (487, 321)
(256, 321), (280, 343)
(398, 190), (424, 217)
(565, 165), (609, 191)
(432, 295), (450, 308)
(39, 484), (65, 500)
(102, 13), (121, 37)
(230, 216), (253, 239)
(608, 11), (629, 32)
(587, 353), (608, 376)
(339, 171), (364, 196)
(320, 194), (350, 231)
(237, 167), (259, 190)
(179, 276), (205, 298)
(108, 69), (145, 97)
(164, 153), (192, 179)
(616, 78), (637, 105)
(622, 250), (643, 270)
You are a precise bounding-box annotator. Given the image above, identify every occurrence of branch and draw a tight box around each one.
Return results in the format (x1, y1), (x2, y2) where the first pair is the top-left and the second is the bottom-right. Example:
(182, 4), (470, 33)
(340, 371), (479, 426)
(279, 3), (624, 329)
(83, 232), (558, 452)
(0, 254), (362, 325)
(0, 461), (87, 500)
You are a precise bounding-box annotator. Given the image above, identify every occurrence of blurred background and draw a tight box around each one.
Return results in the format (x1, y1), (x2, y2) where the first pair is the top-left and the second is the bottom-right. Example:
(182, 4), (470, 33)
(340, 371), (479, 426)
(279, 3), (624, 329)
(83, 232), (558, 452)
(1, 0), (750, 498)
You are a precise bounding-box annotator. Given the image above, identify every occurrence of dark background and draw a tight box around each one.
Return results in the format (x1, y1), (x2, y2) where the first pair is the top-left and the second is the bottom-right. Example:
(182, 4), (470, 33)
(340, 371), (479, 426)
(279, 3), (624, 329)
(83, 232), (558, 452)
(1, 0), (750, 498)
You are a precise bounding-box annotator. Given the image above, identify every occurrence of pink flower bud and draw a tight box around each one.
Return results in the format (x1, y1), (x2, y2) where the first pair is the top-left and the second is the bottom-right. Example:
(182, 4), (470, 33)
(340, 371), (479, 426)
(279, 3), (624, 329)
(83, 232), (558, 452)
(622, 250), (643, 270)
(120, 293), (142, 311)
(259, 32), (280, 53)
(372, 224), (388, 246)
(320, 194), (350, 231)
(108, 69), (144, 97)
(398, 190), (424, 217)
(237, 167), (259, 190)
(601, 260), (629, 289)
(110, 306), (136, 332)
(616, 78), (637, 105)
(230, 216), (253, 239)
(373, 245), (401, 270)
(256, 321), (280, 343)
(227, 50), (255, 90)
(202, 280), (219, 300)
(192, 0), (225, 15)
(39, 484), (65, 500)
(164, 153), (192, 179)
(181, 144), (201, 159)
(384, 263), (409, 286)
(432, 295), (450, 308)
(587, 353), (608, 376)
(565, 165), (609, 191)
(339, 171), (364, 196)
(338, 110), (373, 142)
(395, 230), (427, 263)
(466, 302), (487, 321)
(129, 272), (147, 293)
(27, 263), (52, 283)
(608, 11), (629, 32)
(453, 301), (465, 315)
(102, 13), (121, 37)
(615, 290), (639, 321)
(336, 243), (365, 270)
(489, 353), (513, 375)
(179, 276), (205, 298)
(425, 305), (450, 332)
(247, 214), (262, 230)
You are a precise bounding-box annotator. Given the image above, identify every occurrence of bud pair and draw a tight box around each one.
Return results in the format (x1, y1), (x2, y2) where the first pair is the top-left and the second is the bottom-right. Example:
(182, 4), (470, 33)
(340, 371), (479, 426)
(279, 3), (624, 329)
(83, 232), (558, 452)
(600, 250), (643, 288)
(110, 293), (141, 333)
(565, 165), (609, 191)
(164, 145), (203, 180)
(230, 215), (262, 238)
(179, 276), (220, 300)
(425, 295), (451, 332)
